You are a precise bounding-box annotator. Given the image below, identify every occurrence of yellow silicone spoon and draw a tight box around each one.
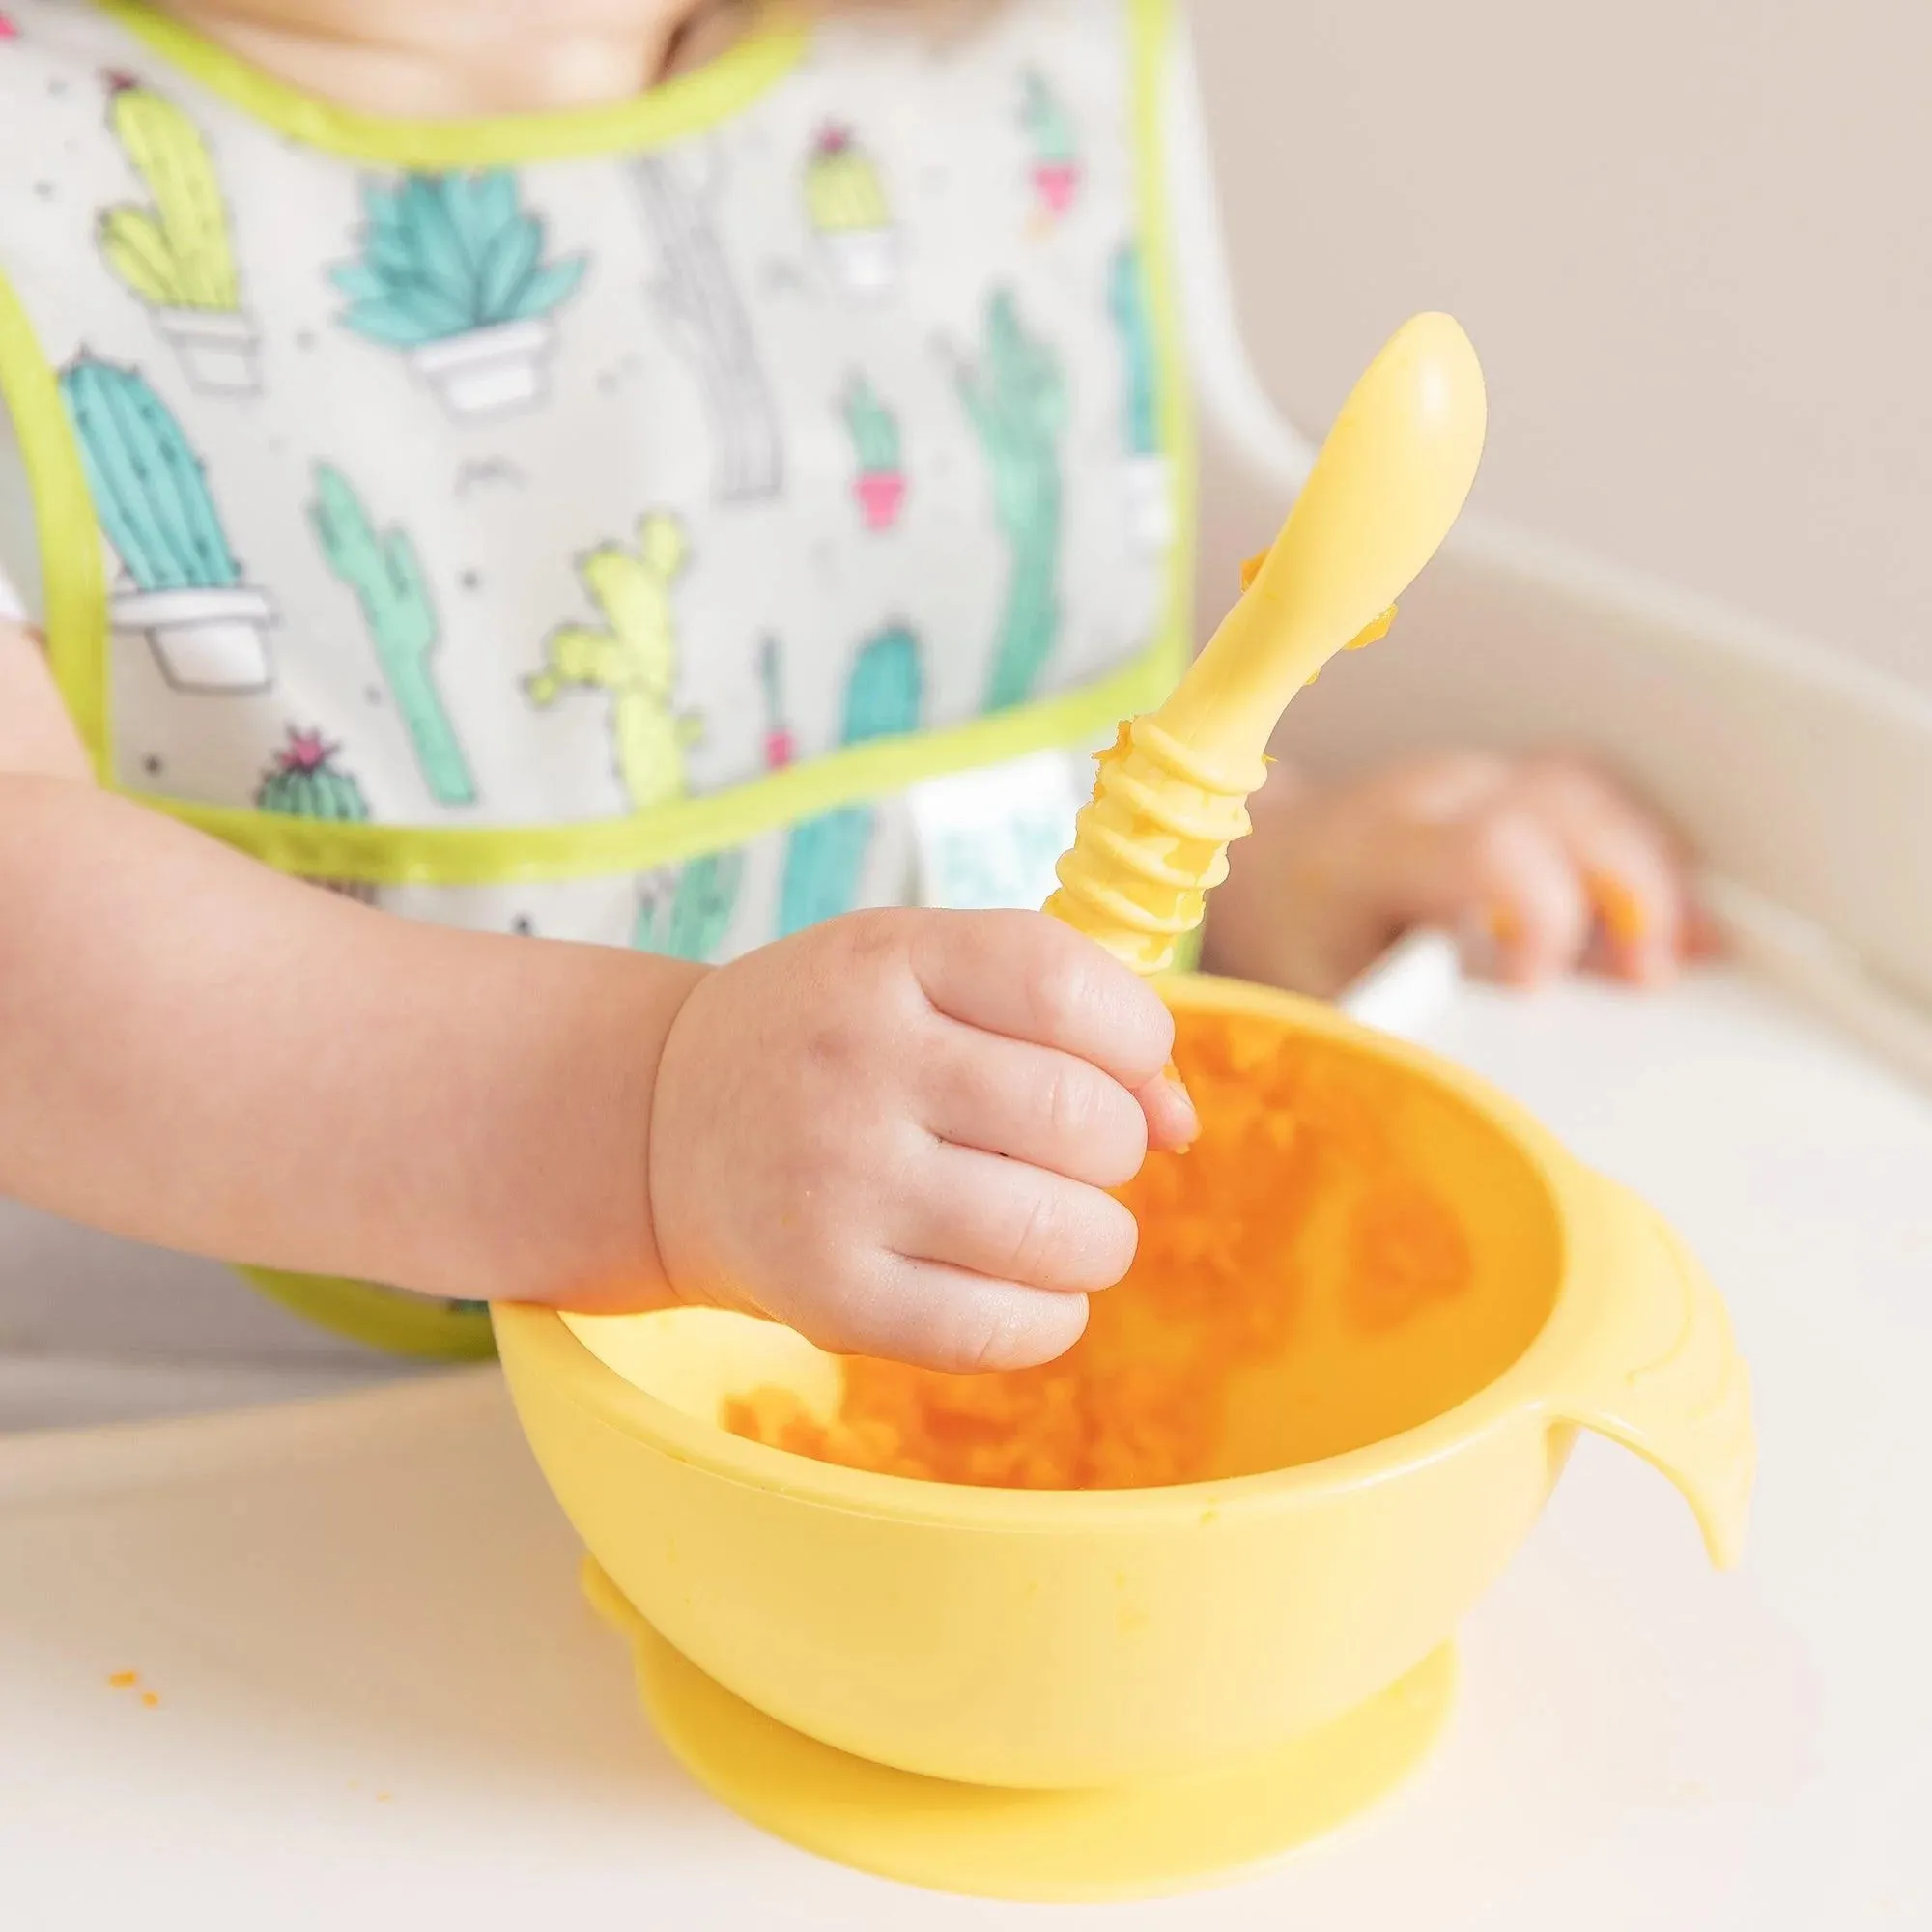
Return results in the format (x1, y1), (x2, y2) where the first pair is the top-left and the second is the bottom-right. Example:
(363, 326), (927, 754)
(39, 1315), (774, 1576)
(1045, 311), (1488, 972)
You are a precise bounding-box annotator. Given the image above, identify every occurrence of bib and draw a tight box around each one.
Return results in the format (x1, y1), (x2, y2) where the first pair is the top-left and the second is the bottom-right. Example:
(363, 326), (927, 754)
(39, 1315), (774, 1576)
(0, 0), (1192, 1353)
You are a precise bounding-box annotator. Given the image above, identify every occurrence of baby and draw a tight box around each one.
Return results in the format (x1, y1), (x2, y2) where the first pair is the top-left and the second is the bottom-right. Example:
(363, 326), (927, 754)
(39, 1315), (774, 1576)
(0, 0), (1695, 1377)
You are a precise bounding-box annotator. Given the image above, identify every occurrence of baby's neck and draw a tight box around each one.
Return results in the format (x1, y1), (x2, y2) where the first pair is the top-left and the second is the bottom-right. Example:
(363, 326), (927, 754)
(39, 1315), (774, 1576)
(149, 0), (747, 116)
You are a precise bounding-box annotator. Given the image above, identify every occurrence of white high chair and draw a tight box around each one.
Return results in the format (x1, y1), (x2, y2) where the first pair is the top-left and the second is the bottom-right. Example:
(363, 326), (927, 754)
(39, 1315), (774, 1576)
(2, 14), (1928, 1926)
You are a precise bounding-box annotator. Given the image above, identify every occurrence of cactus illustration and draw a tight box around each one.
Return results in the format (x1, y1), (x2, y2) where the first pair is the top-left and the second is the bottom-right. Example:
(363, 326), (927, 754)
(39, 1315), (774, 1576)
(760, 635), (796, 770)
(100, 83), (241, 306)
(634, 153), (783, 502)
(335, 170), (584, 344)
(99, 82), (258, 393)
(1108, 243), (1173, 553)
(777, 624), (922, 936)
(310, 465), (474, 808)
(804, 126), (897, 298)
(1108, 244), (1159, 456)
(841, 376), (905, 532)
(957, 292), (1065, 712)
(527, 513), (699, 812)
(634, 847), (745, 961)
(61, 357), (237, 592)
(334, 171), (586, 416)
(62, 356), (274, 692)
(1021, 71), (1081, 221)
(255, 728), (375, 902)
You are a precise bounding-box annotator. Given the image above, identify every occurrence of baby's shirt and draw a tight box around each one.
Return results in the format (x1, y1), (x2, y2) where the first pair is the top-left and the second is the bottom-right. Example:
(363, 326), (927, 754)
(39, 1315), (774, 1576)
(0, 0), (1190, 1354)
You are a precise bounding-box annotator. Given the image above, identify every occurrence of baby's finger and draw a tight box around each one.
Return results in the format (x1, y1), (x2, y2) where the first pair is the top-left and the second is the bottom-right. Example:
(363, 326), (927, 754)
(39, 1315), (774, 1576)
(1454, 808), (1594, 985)
(1512, 759), (1690, 982)
(923, 1026), (1148, 1186)
(1323, 797), (1589, 985)
(901, 1145), (1138, 1294)
(818, 1252), (1092, 1373)
(911, 909), (1174, 1088)
(1134, 1064), (1200, 1153)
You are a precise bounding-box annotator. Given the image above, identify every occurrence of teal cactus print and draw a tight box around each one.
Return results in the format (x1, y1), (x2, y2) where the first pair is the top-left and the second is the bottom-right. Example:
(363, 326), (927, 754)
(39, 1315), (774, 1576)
(333, 171), (585, 347)
(256, 729), (375, 902)
(634, 847), (745, 962)
(59, 357), (239, 593)
(842, 376), (905, 531)
(1108, 243), (1159, 457)
(1022, 71), (1081, 220)
(958, 293), (1065, 713)
(777, 624), (923, 936)
(310, 465), (475, 809)
(843, 376), (900, 473)
(257, 728), (369, 820)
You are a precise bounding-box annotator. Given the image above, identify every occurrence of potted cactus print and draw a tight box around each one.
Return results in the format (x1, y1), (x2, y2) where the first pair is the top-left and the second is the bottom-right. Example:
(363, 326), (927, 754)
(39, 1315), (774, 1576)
(333, 171), (586, 419)
(99, 83), (259, 394)
(957, 292), (1065, 712)
(759, 635), (796, 770)
(255, 728), (375, 903)
(841, 376), (905, 531)
(1021, 71), (1081, 224)
(803, 126), (897, 298)
(1108, 242), (1172, 552)
(59, 356), (276, 694)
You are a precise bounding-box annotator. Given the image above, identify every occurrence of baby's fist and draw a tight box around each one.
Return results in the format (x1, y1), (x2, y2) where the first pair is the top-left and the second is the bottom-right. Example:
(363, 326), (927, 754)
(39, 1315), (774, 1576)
(647, 909), (1194, 1373)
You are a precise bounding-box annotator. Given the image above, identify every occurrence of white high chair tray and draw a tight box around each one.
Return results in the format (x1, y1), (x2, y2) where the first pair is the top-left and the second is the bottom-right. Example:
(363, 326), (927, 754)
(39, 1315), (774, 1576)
(2, 964), (1927, 1931)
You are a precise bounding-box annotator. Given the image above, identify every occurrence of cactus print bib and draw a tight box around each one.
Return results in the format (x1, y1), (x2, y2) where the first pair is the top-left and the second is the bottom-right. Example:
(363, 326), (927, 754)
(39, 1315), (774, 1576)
(0, 0), (1190, 1356)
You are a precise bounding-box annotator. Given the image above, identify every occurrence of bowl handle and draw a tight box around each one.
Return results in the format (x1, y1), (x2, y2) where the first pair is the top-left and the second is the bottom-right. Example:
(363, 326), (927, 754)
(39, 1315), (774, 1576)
(1542, 1181), (1756, 1570)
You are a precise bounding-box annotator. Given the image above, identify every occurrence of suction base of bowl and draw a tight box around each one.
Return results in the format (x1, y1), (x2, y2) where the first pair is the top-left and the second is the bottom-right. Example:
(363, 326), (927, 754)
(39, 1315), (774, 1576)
(583, 1559), (1456, 1903)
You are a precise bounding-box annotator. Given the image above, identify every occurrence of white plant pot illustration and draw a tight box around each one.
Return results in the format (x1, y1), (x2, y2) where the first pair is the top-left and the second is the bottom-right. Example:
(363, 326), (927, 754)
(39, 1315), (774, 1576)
(820, 227), (900, 299)
(409, 317), (557, 419)
(1124, 453), (1176, 553)
(112, 583), (277, 694)
(156, 307), (262, 396)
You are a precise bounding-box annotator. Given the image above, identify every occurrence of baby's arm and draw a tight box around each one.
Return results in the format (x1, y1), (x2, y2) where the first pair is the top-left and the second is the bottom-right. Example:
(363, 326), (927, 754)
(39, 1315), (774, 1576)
(0, 621), (1191, 1368)
(0, 616), (699, 1308)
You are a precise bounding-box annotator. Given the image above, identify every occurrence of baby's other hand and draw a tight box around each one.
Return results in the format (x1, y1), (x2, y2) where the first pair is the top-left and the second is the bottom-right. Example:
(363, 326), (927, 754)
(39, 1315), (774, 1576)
(1206, 751), (1707, 999)
(646, 909), (1196, 1373)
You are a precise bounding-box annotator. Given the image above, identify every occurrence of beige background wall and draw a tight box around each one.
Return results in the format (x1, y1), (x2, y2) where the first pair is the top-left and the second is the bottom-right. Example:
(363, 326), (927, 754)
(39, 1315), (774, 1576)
(1187, 0), (1931, 692)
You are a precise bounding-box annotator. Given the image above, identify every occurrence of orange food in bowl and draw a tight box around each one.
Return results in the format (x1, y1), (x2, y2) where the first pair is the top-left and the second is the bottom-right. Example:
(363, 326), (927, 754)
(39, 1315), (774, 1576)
(724, 1006), (1544, 1491)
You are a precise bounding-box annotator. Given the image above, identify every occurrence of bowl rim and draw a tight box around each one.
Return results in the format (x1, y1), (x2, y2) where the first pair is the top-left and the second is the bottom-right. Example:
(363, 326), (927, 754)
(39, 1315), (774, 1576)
(496, 975), (1606, 1533)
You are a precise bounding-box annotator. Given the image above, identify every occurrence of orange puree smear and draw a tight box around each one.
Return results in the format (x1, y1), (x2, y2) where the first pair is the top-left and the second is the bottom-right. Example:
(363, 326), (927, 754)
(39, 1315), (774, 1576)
(724, 1009), (1477, 1491)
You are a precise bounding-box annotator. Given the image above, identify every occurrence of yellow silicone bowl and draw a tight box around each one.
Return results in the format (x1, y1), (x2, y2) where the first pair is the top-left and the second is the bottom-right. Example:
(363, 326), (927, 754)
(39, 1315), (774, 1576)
(496, 975), (1752, 1804)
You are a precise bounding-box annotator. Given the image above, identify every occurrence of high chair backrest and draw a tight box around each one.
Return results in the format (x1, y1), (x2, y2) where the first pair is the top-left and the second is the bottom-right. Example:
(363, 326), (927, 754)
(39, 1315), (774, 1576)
(1161, 9), (1932, 1022)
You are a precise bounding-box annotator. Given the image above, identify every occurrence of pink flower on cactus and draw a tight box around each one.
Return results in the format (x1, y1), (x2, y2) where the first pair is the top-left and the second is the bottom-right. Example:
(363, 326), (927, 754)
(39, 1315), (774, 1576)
(277, 727), (336, 773)
(0, 14), (20, 43)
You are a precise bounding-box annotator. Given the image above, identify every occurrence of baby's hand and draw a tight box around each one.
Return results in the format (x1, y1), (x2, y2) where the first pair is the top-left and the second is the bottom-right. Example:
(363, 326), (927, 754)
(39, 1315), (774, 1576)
(1208, 751), (1705, 999)
(647, 909), (1197, 1372)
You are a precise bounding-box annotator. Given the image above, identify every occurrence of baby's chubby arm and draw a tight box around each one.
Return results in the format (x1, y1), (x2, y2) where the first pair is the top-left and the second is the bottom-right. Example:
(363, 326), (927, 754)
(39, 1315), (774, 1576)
(0, 622), (1193, 1370)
